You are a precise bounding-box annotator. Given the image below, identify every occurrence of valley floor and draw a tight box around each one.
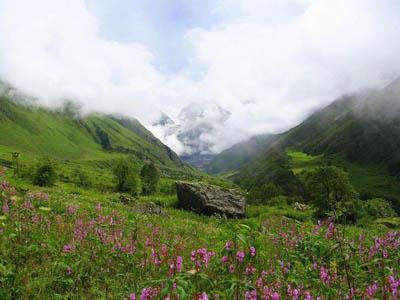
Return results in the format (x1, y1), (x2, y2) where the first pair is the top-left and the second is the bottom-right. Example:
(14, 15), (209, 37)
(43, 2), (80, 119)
(1, 169), (400, 299)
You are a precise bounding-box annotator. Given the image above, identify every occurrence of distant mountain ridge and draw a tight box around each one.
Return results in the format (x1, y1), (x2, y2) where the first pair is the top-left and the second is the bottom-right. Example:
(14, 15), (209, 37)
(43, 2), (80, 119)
(0, 89), (197, 177)
(204, 133), (277, 174)
(207, 79), (400, 211)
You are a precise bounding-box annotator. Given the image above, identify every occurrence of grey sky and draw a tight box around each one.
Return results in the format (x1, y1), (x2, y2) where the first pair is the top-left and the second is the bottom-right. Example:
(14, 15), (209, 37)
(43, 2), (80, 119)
(0, 0), (400, 154)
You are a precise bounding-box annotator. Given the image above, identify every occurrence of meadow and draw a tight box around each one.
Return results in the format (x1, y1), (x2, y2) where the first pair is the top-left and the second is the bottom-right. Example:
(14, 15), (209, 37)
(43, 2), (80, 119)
(1, 165), (400, 299)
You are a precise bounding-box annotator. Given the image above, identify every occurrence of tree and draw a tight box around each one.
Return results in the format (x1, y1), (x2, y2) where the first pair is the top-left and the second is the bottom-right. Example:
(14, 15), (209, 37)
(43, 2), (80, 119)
(140, 162), (160, 195)
(33, 159), (58, 187)
(363, 198), (397, 219)
(305, 166), (358, 217)
(113, 158), (141, 195)
(248, 183), (282, 204)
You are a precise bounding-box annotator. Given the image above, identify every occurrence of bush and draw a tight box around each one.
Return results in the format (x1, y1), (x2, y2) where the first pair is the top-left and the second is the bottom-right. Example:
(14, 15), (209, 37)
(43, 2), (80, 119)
(159, 182), (176, 195)
(247, 183), (282, 204)
(267, 195), (288, 206)
(363, 198), (397, 219)
(305, 166), (358, 218)
(33, 159), (58, 186)
(113, 158), (141, 195)
(140, 162), (160, 195)
(72, 169), (92, 189)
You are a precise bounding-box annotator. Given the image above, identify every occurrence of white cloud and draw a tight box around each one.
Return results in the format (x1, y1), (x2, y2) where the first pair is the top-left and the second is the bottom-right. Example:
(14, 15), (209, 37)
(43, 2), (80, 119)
(0, 0), (400, 154)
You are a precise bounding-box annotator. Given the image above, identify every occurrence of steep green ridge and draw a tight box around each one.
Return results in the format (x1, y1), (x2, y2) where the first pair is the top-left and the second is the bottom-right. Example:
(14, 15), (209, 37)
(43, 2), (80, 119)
(232, 80), (400, 210)
(204, 133), (276, 174)
(0, 96), (196, 177)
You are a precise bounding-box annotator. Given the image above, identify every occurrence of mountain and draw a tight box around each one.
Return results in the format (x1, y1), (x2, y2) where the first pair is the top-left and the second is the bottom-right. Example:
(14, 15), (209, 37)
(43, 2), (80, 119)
(0, 92), (197, 178)
(229, 79), (400, 211)
(204, 133), (277, 174)
(151, 104), (231, 168)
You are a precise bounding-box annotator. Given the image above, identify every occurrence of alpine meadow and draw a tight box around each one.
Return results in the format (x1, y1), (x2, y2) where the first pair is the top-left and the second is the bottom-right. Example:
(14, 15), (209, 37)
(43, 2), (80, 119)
(1, 1), (400, 299)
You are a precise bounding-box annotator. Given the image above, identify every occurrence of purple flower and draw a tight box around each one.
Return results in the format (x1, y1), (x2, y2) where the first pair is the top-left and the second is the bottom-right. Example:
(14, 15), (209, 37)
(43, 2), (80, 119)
(249, 246), (256, 257)
(129, 293), (136, 300)
(236, 251), (245, 262)
(198, 292), (209, 300)
(245, 290), (257, 300)
(229, 264), (235, 273)
(176, 256), (183, 272)
(271, 292), (280, 300)
(2, 201), (9, 214)
(225, 241), (233, 250)
(366, 281), (378, 297)
(320, 267), (330, 285)
(63, 244), (75, 253)
(221, 255), (228, 264)
(325, 222), (335, 239)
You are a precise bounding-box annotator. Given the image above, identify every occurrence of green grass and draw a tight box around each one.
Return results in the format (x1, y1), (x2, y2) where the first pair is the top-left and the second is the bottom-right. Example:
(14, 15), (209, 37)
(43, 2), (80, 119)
(2, 167), (399, 299)
(286, 149), (323, 175)
(287, 148), (400, 210)
(0, 97), (204, 183)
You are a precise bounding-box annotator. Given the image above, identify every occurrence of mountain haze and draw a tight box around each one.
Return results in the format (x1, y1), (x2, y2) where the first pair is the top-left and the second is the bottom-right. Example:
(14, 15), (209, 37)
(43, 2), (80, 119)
(0, 93), (196, 177)
(209, 79), (400, 211)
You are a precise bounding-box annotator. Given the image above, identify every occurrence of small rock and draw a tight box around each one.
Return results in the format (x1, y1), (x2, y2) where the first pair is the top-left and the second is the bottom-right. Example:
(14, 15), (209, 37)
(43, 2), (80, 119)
(293, 202), (310, 211)
(119, 194), (137, 205)
(132, 202), (168, 217)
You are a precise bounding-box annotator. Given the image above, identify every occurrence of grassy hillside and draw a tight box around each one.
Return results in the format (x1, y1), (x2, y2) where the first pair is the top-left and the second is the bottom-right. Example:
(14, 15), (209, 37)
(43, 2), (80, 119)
(0, 96), (198, 180)
(232, 81), (400, 211)
(204, 134), (277, 174)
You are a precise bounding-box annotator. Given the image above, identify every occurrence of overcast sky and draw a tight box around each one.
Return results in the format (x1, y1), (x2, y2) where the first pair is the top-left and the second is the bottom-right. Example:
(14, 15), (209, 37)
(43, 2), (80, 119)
(1, 0), (400, 154)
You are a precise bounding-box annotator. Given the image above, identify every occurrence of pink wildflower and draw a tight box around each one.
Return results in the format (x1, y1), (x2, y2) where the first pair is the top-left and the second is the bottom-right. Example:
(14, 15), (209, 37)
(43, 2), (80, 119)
(176, 256), (183, 272)
(229, 264), (235, 273)
(236, 251), (245, 262)
(271, 291), (280, 300)
(249, 246), (256, 257)
(2, 201), (9, 214)
(198, 292), (209, 300)
(245, 290), (257, 300)
(221, 255), (228, 264)
(63, 244), (75, 253)
(225, 241), (233, 250)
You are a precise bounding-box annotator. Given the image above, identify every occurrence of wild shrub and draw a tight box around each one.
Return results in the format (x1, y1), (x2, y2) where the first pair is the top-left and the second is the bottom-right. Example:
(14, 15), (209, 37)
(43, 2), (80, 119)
(363, 198), (397, 219)
(140, 162), (160, 195)
(32, 159), (58, 186)
(72, 169), (92, 189)
(113, 157), (141, 195)
(305, 166), (358, 218)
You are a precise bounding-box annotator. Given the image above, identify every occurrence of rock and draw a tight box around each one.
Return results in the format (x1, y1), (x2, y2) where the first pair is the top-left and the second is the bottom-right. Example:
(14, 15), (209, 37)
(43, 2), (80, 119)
(132, 202), (168, 217)
(293, 202), (310, 211)
(176, 182), (246, 218)
(119, 194), (137, 206)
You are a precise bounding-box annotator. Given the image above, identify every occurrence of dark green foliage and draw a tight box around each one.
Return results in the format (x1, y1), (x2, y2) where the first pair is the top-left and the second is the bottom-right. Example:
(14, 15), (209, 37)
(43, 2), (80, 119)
(305, 166), (358, 217)
(96, 127), (112, 150)
(363, 198), (397, 219)
(205, 134), (276, 174)
(159, 182), (176, 195)
(247, 183), (282, 204)
(33, 159), (58, 187)
(140, 162), (160, 195)
(235, 151), (305, 198)
(72, 169), (92, 189)
(113, 158), (141, 195)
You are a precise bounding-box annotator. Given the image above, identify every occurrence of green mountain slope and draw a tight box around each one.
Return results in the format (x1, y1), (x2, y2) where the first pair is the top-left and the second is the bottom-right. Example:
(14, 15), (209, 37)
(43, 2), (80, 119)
(232, 80), (400, 211)
(0, 95), (196, 177)
(204, 133), (277, 174)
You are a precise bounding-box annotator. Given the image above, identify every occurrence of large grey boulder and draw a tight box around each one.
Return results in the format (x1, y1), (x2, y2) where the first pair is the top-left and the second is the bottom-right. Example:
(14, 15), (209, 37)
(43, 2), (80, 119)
(176, 182), (246, 218)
